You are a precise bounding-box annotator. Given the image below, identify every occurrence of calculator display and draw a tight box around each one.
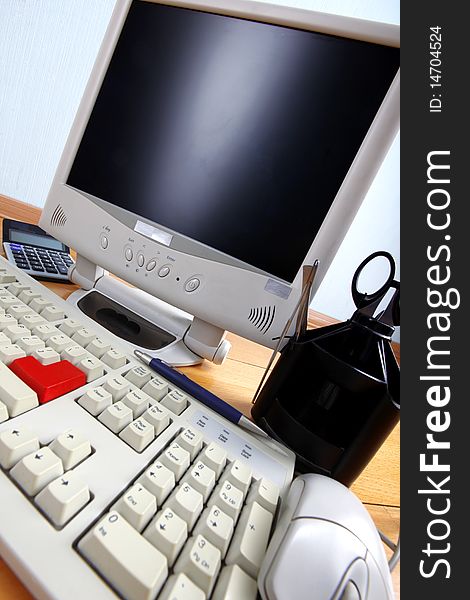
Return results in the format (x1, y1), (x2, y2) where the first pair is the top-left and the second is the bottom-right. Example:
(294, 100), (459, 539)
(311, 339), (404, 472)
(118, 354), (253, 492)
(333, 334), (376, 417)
(9, 229), (65, 250)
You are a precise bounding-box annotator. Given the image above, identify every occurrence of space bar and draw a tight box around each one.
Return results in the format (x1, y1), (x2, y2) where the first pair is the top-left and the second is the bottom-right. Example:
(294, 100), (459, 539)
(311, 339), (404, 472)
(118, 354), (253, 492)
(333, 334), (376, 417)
(0, 361), (39, 418)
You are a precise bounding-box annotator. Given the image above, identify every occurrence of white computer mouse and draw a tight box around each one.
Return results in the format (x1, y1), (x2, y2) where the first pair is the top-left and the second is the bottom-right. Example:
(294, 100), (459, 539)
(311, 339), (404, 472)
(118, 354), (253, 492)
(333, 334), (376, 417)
(258, 474), (395, 600)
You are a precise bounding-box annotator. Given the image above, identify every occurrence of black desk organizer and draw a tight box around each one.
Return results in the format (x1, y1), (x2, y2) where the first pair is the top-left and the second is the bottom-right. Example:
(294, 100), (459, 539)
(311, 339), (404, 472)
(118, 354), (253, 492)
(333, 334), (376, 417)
(252, 252), (400, 487)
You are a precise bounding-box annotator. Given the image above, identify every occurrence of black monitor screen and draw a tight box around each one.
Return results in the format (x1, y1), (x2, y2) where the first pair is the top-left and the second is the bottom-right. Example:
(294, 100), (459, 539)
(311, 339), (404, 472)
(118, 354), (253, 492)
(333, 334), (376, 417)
(67, 1), (399, 282)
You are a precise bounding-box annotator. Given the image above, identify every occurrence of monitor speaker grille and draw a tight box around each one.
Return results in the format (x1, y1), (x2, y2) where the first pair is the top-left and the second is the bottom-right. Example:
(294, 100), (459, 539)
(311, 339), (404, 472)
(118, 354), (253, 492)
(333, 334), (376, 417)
(50, 204), (67, 227)
(248, 305), (276, 334)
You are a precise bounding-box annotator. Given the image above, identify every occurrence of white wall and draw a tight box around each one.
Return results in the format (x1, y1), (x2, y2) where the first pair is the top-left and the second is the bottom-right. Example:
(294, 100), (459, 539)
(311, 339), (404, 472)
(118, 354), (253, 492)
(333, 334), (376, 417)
(0, 0), (400, 336)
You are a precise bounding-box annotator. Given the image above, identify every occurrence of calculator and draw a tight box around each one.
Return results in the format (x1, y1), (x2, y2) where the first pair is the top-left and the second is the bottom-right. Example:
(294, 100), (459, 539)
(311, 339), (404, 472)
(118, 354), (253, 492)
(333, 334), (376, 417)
(2, 218), (74, 282)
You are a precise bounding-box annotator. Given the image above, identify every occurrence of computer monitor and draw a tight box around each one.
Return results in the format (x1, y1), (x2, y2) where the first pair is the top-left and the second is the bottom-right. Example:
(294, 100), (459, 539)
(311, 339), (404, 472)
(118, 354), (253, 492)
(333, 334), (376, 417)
(40, 0), (399, 365)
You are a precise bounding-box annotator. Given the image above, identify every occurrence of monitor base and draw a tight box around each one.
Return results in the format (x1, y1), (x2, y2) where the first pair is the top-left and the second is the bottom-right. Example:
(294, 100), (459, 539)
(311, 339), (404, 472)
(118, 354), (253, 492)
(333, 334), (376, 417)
(67, 254), (231, 366)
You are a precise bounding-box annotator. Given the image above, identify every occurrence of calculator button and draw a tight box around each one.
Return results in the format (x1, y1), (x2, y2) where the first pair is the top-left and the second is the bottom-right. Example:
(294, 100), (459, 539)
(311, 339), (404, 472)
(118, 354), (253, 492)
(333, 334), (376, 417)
(31, 265), (45, 272)
(45, 267), (58, 274)
(78, 511), (168, 600)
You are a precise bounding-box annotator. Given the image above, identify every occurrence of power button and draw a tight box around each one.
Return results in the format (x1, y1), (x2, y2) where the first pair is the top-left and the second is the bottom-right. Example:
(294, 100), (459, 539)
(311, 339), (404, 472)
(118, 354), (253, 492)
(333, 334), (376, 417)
(185, 277), (201, 292)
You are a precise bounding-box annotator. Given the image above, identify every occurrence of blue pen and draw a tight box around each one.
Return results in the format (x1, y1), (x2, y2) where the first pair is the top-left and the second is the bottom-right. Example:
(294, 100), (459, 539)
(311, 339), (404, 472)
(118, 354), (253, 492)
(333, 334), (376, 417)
(134, 350), (269, 438)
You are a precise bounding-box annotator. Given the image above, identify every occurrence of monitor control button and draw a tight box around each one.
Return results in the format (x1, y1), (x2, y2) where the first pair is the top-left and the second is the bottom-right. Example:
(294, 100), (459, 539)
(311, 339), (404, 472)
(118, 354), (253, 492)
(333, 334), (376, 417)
(146, 259), (157, 272)
(158, 265), (171, 278)
(125, 247), (133, 262)
(137, 253), (145, 267)
(185, 277), (200, 292)
(100, 235), (108, 249)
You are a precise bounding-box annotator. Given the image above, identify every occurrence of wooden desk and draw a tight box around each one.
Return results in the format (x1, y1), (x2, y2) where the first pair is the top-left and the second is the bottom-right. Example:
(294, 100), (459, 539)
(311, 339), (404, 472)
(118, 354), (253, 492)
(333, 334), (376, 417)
(0, 195), (400, 598)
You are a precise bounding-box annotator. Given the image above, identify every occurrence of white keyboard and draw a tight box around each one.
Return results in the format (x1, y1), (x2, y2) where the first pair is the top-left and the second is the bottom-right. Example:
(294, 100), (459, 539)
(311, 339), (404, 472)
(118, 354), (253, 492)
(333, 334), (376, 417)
(0, 256), (295, 600)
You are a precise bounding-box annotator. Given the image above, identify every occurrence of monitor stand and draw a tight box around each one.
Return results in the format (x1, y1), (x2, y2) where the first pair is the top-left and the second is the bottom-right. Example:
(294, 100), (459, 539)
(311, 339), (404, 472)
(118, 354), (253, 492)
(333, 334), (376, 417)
(66, 254), (231, 367)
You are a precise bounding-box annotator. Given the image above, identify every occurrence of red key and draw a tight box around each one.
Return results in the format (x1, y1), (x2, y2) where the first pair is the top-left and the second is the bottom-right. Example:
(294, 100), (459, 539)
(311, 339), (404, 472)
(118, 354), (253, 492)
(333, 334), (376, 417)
(9, 356), (86, 404)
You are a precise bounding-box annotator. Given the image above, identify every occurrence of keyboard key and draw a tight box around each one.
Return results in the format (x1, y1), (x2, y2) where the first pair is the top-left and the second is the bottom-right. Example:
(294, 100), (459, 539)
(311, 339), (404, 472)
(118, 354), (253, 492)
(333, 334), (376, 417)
(0, 313), (18, 330)
(16, 335), (46, 353)
(19, 313), (46, 328)
(78, 511), (168, 600)
(175, 427), (203, 460)
(0, 332), (11, 346)
(11, 446), (64, 496)
(142, 376), (168, 401)
(0, 270), (16, 283)
(182, 460), (216, 502)
(72, 327), (96, 347)
(0, 427), (39, 469)
(121, 388), (152, 417)
(4, 323), (30, 343)
(32, 323), (59, 341)
(165, 483), (203, 530)
(210, 481), (244, 522)
(104, 376), (131, 401)
(212, 565), (258, 600)
(199, 442), (227, 478)
(138, 461), (175, 505)
(18, 289), (42, 304)
(119, 417), (155, 452)
(8, 356), (87, 404)
(246, 478), (280, 514)
(223, 460), (252, 496)
(49, 429), (91, 470)
(113, 483), (157, 532)
(47, 334), (74, 353)
(35, 469), (90, 527)
(41, 305), (65, 321)
(60, 344), (87, 365)
(225, 501), (273, 578)
(159, 573), (205, 600)
(7, 304), (34, 320)
(29, 297), (53, 313)
(0, 360), (38, 417)
(0, 343), (26, 365)
(0, 400), (8, 422)
(144, 508), (188, 566)
(7, 282), (30, 295)
(174, 534), (221, 596)
(59, 319), (83, 337)
(31, 347), (60, 365)
(98, 401), (133, 433)
(102, 348), (127, 369)
(125, 365), (153, 388)
(160, 443), (190, 481)
(86, 337), (112, 358)
(194, 504), (234, 557)
(78, 355), (105, 382)
(141, 404), (170, 435)
(78, 386), (113, 416)
(160, 389), (188, 415)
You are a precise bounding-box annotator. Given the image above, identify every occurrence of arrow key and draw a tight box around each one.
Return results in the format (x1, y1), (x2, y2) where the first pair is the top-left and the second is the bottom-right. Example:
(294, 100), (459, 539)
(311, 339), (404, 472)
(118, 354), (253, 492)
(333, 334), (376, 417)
(143, 507), (187, 566)
(10, 446), (64, 496)
(0, 427), (39, 469)
(194, 504), (234, 557)
(35, 469), (90, 527)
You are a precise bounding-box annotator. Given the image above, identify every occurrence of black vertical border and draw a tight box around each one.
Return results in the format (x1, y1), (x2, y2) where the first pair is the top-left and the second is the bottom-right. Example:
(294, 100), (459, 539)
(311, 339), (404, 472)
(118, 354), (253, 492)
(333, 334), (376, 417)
(401, 3), (468, 597)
